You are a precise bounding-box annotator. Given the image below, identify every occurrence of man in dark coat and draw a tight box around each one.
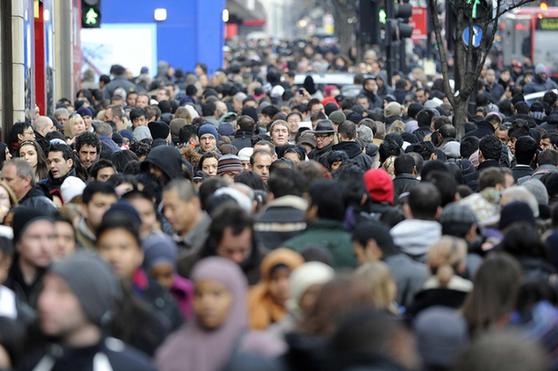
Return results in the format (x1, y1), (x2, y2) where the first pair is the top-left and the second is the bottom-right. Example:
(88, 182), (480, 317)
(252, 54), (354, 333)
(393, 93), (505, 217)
(392, 154), (420, 202)
(309, 119), (336, 166)
(332, 121), (373, 171)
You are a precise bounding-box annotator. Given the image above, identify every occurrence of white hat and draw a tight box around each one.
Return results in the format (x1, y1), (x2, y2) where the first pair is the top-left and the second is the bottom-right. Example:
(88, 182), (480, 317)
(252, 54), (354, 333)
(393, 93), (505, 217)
(270, 85), (285, 98)
(60, 176), (86, 204)
(238, 147), (254, 162)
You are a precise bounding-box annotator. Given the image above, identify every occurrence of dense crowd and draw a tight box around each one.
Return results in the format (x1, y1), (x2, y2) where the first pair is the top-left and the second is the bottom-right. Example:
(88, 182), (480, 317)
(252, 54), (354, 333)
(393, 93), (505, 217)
(2, 36), (558, 371)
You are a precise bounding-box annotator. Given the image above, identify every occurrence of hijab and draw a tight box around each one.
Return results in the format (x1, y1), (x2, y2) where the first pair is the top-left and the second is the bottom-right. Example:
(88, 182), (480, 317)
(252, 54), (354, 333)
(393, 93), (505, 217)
(248, 248), (304, 330)
(156, 257), (248, 371)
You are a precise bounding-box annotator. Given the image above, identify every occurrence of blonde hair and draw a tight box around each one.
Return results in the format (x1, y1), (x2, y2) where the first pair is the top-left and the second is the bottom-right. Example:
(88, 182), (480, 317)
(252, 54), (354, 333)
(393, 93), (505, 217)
(64, 114), (83, 138)
(427, 236), (467, 287)
(387, 120), (406, 134)
(354, 261), (397, 313)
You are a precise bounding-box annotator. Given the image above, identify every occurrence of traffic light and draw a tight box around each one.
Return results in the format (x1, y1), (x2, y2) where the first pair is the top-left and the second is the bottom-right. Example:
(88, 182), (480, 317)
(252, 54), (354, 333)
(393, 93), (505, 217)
(82, 0), (101, 28)
(391, 3), (413, 40)
(359, 0), (381, 45)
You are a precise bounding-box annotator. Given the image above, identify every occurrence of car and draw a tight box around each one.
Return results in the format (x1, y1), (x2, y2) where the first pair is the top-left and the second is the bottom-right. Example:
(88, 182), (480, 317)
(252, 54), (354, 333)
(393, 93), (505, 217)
(524, 89), (558, 106)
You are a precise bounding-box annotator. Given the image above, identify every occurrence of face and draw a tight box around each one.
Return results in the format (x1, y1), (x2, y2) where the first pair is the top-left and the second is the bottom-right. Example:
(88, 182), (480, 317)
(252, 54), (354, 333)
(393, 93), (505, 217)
(38, 274), (87, 338)
(163, 189), (199, 235)
(216, 227), (252, 265)
(71, 117), (86, 137)
(83, 193), (118, 230)
(1, 164), (28, 199)
(252, 153), (272, 183)
(310, 103), (324, 116)
(127, 93), (138, 107)
(18, 220), (55, 269)
(364, 80), (378, 93)
(18, 127), (35, 143)
(495, 127), (509, 144)
(287, 115), (301, 134)
(53, 221), (76, 261)
(241, 160), (251, 171)
(96, 166), (116, 182)
(284, 152), (301, 165)
(299, 283), (323, 315)
(267, 267), (291, 305)
(132, 115), (146, 128)
(83, 116), (93, 131)
(136, 95), (149, 108)
(47, 151), (73, 179)
(57, 113), (69, 126)
(128, 197), (158, 237)
(78, 144), (98, 169)
(200, 134), (217, 152)
(357, 97), (370, 109)
(194, 280), (233, 330)
(156, 89), (169, 102)
(541, 138), (553, 151)
(202, 157), (218, 177)
(150, 263), (174, 289)
(19, 144), (38, 168)
(315, 134), (333, 149)
(97, 228), (143, 279)
(271, 124), (289, 146)
(416, 90), (427, 104)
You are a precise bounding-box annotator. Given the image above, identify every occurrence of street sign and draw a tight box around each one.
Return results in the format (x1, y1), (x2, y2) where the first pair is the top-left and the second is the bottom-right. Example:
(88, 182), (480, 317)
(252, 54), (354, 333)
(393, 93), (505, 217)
(410, 6), (428, 41)
(462, 25), (483, 47)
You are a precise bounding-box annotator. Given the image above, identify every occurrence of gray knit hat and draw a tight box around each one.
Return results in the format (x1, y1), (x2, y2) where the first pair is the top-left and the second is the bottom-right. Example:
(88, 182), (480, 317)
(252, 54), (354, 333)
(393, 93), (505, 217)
(50, 251), (120, 325)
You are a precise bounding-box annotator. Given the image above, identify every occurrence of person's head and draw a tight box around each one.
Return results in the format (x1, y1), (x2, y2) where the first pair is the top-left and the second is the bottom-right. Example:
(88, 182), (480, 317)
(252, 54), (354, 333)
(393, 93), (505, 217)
(122, 190), (158, 238)
(253, 140), (276, 156)
(96, 207), (143, 279)
(426, 236), (467, 287)
(38, 251), (119, 344)
(353, 262), (397, 313)
(514, 135), (538, 166)
(1, 159), (34, 199)
(74, 132), (100, 169)
(288, 262), (334, 317)
(47, 144), (74, 179)
(12, 207), (55, 271)
(33, 116), (55, 137)
(307, 180), (346, 222)
(54, 108), (70, 127)
(440, 203), (478, 243)
(460, 136), (480, 159)
(142, 233), (177, 288)
(52, 213), (77, 261)
(479, 167), (506, 191)
(217, 155), (243, 181)
(81, 182), (118, 231)
(404, 182), (441, 220)
(135, 93), (150, 108)
(352, 220), (399, 264)
(64, 114), (85, 139)
(198, 152), (220, 177)
(479, 135), (502, 162)
(162, 180), (201, 236)
(454, 330), (548, 371)
(268, 167), (305, 199)
(425, 170), (458, 207)
(198, 124), (219, 153)
(203, 205), (254, 266)
(256, 248), (304, 307)
(462, 252), (522, 336)
(313, 120), (335, 149)
(89, 159), (116, 182)
(394, 154), (416, 176)
(338, 120), (357, 142)
(250, 150), (273, 184)
(269, 120), (289, 146)
(192, 257), (247, 331)
(129, 107), (146, 128)
(18, 140), (47, 172)
(416, 109), (435, 129)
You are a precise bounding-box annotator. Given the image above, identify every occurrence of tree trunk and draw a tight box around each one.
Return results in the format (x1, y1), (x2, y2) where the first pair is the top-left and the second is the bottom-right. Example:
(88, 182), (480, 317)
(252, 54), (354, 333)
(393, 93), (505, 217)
(331, 1), (355, 57)
(454, 97), (469, 139)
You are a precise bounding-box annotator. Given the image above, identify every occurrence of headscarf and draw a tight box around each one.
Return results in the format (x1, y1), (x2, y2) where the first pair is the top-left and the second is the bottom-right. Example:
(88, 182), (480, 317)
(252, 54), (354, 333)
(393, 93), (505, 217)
(248, 248), (304, 330)
(156, 257), (248, 371)
(142, 233), (178, 271)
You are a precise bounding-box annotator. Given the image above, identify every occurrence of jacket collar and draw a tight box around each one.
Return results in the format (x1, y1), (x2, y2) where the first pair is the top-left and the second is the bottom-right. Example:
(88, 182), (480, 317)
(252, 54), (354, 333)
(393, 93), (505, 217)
(265, 195), (308, 211)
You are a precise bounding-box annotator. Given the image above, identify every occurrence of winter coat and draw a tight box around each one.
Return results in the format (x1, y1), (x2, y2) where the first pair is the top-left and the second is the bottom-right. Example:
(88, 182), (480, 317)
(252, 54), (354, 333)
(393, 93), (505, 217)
(255, 196), (307, 250)
(283, 219), (356, 270)
(332, 141), (373, 171)
(392, 174), (419, 202)
(18, 186), (57, 215)
(390, 219), (442, 261)
(141, 145), (185, 181)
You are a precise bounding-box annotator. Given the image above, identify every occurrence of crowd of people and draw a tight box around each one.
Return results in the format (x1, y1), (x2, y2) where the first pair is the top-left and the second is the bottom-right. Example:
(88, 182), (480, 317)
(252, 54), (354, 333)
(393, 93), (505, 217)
(1, 35), (558, 371)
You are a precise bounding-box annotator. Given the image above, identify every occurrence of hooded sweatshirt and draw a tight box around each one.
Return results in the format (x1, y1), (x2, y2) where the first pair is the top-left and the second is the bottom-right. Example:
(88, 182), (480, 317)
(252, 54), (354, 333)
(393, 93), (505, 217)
(390, 219), (441, 260)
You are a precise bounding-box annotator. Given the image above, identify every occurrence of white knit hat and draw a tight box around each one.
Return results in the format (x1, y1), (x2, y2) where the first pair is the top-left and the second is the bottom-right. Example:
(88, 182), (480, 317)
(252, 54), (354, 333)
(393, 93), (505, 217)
(287, 262), (335, 313)
(60, 176), (86, 204)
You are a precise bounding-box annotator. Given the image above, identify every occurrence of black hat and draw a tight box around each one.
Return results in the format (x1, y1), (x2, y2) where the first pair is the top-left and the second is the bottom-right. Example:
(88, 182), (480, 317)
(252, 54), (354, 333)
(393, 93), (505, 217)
(312, 119), (335, 134)
(148, 121), (170, 140)
(12, 207), (52, 245)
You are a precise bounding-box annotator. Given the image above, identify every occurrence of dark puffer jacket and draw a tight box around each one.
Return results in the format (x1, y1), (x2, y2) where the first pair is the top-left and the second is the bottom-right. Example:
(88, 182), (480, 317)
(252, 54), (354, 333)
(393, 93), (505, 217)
(332, 141), (373, 171)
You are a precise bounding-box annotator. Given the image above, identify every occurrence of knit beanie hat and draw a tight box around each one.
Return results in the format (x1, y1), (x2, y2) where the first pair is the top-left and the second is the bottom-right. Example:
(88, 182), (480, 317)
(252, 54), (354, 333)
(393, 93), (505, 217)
(198, 123), (220, 140)
(60, 176), (86, 204)
(217, 154), (243, 176)
(329, 110), (346, 126)
(363, 168), (394, 205)
(148, 120), (170, 140)
(287, 262), (334, 312)
(12, 207), (52, 246)
(142, 233), (178, 271)
(50, 251), (120, 325)
(238, 147), (254, 162)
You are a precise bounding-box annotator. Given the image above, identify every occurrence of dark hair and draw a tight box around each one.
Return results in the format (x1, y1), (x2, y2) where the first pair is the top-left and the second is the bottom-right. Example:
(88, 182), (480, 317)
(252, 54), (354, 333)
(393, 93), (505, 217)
(129, 140), (151, 159)
(338, 121), (357, 140)
(129, 107), (146, 123)
(425, 171), (457, 207)
(379, 139), (401, 163)
(82, 181), (117, 204)
(89, 159), (116, 179)
(47, 143), (74, 162)
(461, 136), (480, 159)
(408, 182), (441, 220)
(268, 168), (305, 198)
(352, 221), (397, 256)
(479, 135), (502, 161)
(8, 122), (32, 153)
(416, 109), (435, 128)
(394, 154), (415, 175)
(261, 105), (280, 119)
(198, 177), (228, 210)
(479, 168), (505, 190)
(75, 132), (100, 153)
(309, 180), (346, 221)
(18, 140), (48, 180)
(178, 125), (198, 145)
(501, 222), (547, 259)
(237, 115), (256, 133)
(514, 135), (538, 165)
(111, 150), (139, 173)
(197, 151), (220, 173)
(200, 205), (254, 256)
(538, 149), (558, 166)
(233, 171), (266, 191)
(420, 160), (448, 180)
(97, 212), (141, 248)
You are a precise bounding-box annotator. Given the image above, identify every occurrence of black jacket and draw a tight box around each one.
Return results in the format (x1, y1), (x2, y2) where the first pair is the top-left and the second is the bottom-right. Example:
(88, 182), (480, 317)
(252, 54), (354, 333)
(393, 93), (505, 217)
(231, 131), (253, 151)
(464, 121), (495, 139)
(477, 159), (502, 171)
(511, 164), (534, 182)
(141, 145), (186, 182)
(39, 168), (77, 199)
(255, 196), (307, 250)
(309, 143), (334, 166)
(392, 174), (419, 202)
(19, 186), (57, 215)
(332, 141), (373, 171)
(5, 258), (46, 306)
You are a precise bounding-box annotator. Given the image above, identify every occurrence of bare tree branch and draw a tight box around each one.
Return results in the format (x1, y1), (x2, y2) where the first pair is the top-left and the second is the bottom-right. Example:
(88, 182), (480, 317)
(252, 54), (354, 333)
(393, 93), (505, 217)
(491, 0), (536, 21)
(428, 0), (455, 106)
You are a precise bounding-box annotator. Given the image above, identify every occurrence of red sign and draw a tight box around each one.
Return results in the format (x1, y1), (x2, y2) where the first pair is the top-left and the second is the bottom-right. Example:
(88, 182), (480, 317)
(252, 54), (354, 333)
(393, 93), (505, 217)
(410, 6), (428, 41)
